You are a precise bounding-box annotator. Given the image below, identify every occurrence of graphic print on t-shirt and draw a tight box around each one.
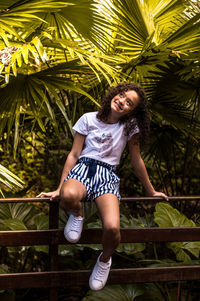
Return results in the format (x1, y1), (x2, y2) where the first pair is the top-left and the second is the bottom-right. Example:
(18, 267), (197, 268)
(95, 132), (113, 158)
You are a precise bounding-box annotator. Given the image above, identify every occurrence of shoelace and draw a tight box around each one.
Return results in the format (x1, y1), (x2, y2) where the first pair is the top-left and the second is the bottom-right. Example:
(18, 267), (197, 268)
(94, 264), (109, 282)
(70, 218), (82, 232)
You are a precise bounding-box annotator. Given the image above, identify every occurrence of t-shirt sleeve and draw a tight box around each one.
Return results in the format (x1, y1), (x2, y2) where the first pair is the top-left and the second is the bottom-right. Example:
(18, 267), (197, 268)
(73, 114), (88, 135)
(127, 124), (140, 141)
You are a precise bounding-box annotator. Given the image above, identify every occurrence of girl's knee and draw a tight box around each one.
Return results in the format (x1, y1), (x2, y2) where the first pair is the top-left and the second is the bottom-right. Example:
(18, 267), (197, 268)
(60, 187), (78, 209)
(104, 225), (121, 243)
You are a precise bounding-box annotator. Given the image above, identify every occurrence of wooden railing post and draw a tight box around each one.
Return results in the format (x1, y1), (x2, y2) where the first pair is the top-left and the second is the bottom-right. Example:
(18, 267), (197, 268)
(48, 200), (59, 301)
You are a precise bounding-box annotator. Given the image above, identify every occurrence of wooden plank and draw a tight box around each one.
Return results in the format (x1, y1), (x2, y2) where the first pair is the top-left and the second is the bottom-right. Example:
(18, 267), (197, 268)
(1, 266), (200, 289)
(0, 230), (53, 246)
(0, 197), (58, 203)
(1, 227), (200, 246)
(0, 196), (200, 203)
(122, 196), (200, 202)
(108, 266), (200, 284)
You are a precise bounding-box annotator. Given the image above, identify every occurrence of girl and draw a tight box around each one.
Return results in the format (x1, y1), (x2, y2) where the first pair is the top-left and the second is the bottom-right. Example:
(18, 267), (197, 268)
(37, 82), (168, 291)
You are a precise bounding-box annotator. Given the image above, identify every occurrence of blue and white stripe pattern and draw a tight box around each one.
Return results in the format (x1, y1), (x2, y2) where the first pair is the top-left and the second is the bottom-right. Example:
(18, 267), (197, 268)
(64, 157), (120, 201)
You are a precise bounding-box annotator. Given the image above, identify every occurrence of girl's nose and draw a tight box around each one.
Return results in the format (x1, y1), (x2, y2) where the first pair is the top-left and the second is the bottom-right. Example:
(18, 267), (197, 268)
(119, 97), (125, 105)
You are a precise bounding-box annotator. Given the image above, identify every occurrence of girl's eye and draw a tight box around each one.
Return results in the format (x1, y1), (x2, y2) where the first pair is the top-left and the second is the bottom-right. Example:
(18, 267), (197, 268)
(126, 99), (133, 106)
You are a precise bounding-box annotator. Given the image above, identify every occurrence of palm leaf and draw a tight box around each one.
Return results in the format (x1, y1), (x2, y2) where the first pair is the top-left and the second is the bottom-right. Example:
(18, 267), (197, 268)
(83, 284), (144, 301)
(142, 59), (200, 134)
(154, 202), (200, 262)
(0, 202), (42, 229)
(0, 61), (101, 149)
(100, 0), (200, 58)
(0, 164), (24, 192)
(0, 37), (48, 84)
(59, 0), (112, 52)
(163, 13), (200, 52)
(0, 0), (69, 28)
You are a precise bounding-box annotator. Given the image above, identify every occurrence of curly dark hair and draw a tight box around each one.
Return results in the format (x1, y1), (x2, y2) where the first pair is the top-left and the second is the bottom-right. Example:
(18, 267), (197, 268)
(97, 82), (150, 144)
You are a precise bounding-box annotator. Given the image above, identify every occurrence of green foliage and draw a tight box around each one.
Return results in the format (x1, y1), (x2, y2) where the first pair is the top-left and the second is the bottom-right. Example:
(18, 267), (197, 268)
(82, 282), (194, 301)
(82, 284), (144, 301)
(0, 290), (15, 301)
(154, 202), (196, 227)
(0, 202), (49, 273)
(0, 264), (9, 274)
(0, 202), (41, 229)
(0, 164), (24, 196)
(1, 218), (27, 230)
(154, 202), (200, 262)
(117, 214), (146, 255)
(1, 0), (200, 199)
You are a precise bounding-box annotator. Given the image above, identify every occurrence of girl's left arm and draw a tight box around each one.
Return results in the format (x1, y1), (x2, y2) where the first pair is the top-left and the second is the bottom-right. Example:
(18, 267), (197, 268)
(128, 134), (168, 200)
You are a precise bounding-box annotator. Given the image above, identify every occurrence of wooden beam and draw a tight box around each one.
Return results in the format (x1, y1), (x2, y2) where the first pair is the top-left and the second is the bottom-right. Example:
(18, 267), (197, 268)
(1, 266), (200, 289)
(0, 197), (58, 203)
(0, 196), (200, 203)
(1, 227), (200, 246)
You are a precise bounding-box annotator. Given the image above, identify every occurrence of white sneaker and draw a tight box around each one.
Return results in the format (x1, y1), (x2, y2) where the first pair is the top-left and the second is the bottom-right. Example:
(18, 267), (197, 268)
(64, 214), (84, 243)
(89, 252), (112, 291)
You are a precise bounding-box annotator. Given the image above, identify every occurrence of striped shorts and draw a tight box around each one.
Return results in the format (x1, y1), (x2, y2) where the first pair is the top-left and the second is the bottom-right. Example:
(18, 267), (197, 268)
(64, 157), (120, 202)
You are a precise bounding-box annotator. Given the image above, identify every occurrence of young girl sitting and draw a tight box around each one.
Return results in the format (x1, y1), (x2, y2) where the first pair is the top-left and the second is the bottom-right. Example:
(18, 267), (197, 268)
(37, 82), (168, 291)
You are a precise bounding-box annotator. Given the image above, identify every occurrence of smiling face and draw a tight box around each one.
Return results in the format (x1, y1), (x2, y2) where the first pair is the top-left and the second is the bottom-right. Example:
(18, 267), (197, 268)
(110, 90), (140, 118)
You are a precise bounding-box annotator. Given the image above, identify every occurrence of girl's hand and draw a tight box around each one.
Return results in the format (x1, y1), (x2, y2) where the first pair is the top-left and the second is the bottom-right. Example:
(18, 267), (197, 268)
(36, 189), (60, 201)
(151, 191), (169, 201)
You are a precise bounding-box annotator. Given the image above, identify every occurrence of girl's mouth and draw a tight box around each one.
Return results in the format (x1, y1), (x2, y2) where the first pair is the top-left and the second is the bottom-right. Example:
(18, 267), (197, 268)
(114, 101), (122, 110)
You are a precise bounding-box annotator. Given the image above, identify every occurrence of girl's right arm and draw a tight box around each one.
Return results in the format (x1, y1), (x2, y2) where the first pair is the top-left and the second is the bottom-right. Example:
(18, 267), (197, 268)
(128, 134), (168, 200)
(37, 132), (86, 200)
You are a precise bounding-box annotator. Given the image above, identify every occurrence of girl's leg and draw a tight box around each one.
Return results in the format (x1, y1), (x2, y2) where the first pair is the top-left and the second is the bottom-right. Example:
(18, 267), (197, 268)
(60, 179), (87, 243)
(60, 178), (87, 216)
(89, 193), (120, 290)
(95, 193), (121, 262)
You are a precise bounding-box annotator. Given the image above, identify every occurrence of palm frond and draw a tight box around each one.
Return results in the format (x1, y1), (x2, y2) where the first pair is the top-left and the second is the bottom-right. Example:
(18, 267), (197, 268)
(0, 37), (48, 84)
(142, 62), (200, 136)
(163, 13), (200, 52)
(99, 0), (200, 58)
(0, 0), (69, 26)
(59, 0), (113, 52)
(0, 61), (102, 150)
(0, 164), (24, 192)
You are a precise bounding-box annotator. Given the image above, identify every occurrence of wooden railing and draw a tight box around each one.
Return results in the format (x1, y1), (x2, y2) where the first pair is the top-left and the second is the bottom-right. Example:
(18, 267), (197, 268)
(0, 196), (200, 301)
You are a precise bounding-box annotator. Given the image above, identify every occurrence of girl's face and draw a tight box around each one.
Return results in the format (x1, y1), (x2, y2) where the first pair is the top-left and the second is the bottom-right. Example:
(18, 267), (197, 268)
(110, 90), (139, 117)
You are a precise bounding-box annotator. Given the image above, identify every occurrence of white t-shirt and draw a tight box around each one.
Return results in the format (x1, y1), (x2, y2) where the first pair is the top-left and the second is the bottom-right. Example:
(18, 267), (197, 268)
(73, 112), (139, 165)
